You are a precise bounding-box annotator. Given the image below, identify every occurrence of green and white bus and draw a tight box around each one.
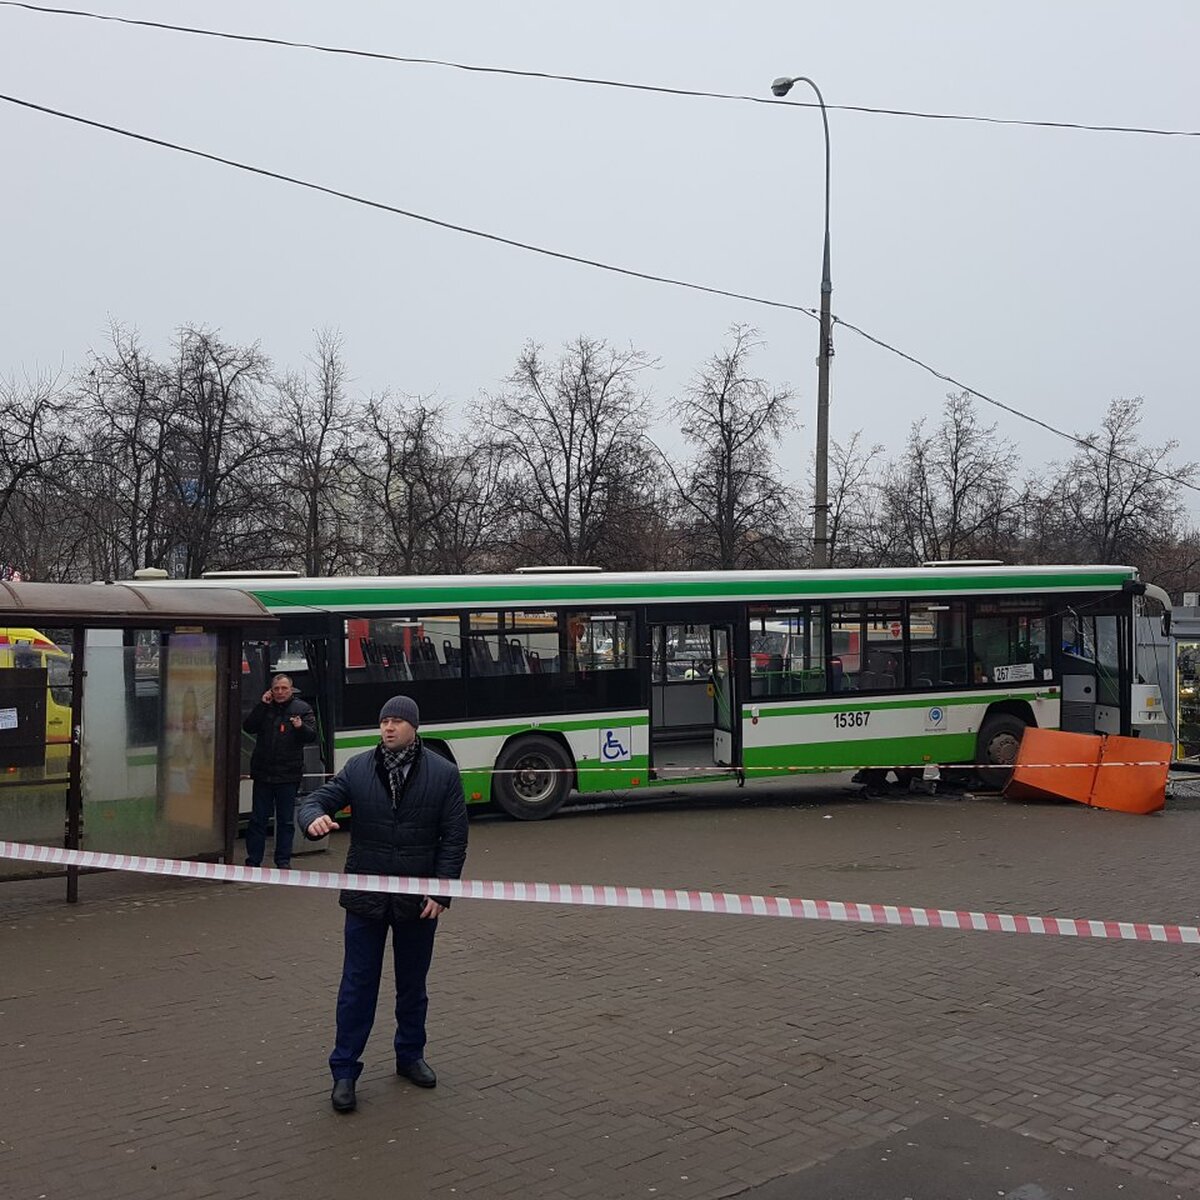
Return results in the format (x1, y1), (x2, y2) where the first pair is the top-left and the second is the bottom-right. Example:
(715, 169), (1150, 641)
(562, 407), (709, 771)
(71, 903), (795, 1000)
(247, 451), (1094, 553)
(176, 563), (1170, 819)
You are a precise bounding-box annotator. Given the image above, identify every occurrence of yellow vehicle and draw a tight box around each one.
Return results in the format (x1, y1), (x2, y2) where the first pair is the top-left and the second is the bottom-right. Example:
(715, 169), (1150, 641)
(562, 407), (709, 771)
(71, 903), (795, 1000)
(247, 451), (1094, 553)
(0, 626), (72, 779)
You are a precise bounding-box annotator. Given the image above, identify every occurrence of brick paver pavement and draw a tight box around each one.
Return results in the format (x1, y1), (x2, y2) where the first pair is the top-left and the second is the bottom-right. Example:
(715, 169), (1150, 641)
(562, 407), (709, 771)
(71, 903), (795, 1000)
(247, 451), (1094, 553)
(4, 778), (1200, 1199)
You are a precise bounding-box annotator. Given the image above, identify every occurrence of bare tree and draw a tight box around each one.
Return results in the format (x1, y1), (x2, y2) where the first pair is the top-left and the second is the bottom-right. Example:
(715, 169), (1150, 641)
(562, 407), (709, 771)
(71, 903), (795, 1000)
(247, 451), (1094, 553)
(358, 396), (513, 574)
(73, 325), (177, 578)
(0, 479), (89, 581)
(0, 375), (69, 525)
(271, 330), (364, 575)
(1041, 397), (1197, 564)
(663, 327), (798, 569)
(68, 324), (275, 579)
(826, 430), (886, 567)
(880, 392), (1022, 564)
(166, 327), (273, 576)
(426, 434), (510, 572)
(1144, 527), (1200, 601)
(358, 397), (443, 574)
(0, 372), (77, 578)
(481, 337), (656, 567)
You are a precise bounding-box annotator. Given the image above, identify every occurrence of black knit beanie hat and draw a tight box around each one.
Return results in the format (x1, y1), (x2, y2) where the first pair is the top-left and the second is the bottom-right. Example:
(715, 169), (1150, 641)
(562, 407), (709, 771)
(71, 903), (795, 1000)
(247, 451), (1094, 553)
(378, 695), (420, 729)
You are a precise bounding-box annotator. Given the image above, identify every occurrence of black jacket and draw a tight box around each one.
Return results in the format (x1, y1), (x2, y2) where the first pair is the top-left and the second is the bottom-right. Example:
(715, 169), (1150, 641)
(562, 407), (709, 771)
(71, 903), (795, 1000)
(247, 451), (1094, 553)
(296, 740), (469, 920)
(242, 697), (317, 784)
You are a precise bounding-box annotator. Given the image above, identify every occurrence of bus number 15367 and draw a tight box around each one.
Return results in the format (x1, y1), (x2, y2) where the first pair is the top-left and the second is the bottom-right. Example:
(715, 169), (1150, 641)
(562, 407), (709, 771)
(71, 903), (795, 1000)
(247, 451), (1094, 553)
(833, 710), (871, 728)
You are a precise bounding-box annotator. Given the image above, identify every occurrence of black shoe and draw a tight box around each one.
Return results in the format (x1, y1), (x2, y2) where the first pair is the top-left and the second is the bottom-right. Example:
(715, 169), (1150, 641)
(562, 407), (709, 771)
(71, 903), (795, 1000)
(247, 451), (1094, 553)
(396, 1058), (437, 1088)
(244, 859), (260, 868)
(331, 1078), (357, 1112)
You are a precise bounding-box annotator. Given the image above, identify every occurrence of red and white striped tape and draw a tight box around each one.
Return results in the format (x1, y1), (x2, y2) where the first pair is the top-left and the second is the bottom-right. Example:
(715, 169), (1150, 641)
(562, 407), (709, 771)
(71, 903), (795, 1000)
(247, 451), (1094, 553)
(294, 758), (1177, 782)
(1, 839), (1196, 945)
(558, 760), (1173, 775)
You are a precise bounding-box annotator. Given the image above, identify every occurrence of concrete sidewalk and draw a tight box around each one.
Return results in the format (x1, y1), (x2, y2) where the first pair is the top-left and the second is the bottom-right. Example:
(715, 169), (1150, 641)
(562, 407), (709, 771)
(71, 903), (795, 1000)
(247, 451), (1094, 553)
(4, 781), (1200, 1199)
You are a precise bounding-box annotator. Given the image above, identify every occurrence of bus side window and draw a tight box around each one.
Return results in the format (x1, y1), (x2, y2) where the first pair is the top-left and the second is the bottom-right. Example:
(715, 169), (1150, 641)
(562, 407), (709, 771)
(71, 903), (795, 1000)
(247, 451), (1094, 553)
(747, 604), (829, 698)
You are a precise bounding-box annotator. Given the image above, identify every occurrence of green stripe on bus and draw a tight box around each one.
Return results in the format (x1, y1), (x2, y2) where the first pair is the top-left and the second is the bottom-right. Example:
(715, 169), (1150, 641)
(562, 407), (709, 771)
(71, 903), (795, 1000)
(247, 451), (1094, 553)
(744, 732), (978, 770)
(461, 769), (491, 805)
(750, 691), (1045, 719)
(577, 757), (649, 795)
(647, 771), (738, 789)
(254, 569), (1130, 610)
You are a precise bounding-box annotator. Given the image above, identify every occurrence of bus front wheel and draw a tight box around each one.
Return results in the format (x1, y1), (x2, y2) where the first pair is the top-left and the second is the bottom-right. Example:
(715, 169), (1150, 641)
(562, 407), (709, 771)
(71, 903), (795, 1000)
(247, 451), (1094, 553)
(492, 735), (573, 820)
(975, 713), (1029, 791)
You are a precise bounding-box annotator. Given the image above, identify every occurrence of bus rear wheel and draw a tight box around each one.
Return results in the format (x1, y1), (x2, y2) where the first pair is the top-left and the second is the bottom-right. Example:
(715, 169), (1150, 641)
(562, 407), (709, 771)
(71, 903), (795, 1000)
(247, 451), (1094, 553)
(975, 713), (1029, 791)
(492, 735), (573, 820)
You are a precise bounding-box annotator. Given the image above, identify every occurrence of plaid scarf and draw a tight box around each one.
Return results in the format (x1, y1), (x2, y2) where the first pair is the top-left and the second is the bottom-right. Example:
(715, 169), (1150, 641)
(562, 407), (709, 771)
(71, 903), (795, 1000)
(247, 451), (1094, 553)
(380, 737), (420, 803)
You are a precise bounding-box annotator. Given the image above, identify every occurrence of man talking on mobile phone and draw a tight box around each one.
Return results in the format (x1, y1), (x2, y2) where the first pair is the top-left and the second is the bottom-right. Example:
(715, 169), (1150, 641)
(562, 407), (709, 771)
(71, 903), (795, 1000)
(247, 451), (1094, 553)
(242, 673), (317, 868)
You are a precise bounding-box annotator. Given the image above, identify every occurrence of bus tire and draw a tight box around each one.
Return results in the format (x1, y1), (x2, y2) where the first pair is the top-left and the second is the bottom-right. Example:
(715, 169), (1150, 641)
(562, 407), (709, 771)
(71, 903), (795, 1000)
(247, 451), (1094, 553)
(975, 713), (1029, 791)
(492, 735), (573, 820)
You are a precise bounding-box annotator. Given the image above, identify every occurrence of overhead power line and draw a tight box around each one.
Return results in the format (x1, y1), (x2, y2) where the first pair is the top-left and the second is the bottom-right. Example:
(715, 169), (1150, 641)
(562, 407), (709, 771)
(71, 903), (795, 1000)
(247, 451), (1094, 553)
(2, 0), (1198, 139)
(0, 91), (817, 319)
(1, 89), (1196, 497)
(833, 317), (1199, 491)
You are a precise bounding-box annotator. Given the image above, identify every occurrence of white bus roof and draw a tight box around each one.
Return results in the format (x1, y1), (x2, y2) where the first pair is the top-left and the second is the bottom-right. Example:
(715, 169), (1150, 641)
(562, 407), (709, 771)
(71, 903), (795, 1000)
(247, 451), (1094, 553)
(123, 565), (1139, 614)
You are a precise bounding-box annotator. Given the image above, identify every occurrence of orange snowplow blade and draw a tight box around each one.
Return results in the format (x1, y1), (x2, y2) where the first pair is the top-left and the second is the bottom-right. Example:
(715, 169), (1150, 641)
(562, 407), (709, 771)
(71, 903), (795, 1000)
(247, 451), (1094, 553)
(1089, 735), (1171, 815)
(1003, 727), (1169, 814)
(1003, 727), (1100, 805)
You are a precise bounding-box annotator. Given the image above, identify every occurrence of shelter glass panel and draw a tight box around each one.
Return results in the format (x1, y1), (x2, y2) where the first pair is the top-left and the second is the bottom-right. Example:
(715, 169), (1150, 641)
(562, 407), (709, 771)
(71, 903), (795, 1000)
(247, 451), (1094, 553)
(0, 625), (73, 878)
(1178, 642), (1200, 759)
(82, 628), (224, 859)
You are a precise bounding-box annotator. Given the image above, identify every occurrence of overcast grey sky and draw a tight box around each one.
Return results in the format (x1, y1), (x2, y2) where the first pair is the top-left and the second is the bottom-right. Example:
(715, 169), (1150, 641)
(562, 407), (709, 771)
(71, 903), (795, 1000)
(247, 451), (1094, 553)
(2, 1), (1197, 524)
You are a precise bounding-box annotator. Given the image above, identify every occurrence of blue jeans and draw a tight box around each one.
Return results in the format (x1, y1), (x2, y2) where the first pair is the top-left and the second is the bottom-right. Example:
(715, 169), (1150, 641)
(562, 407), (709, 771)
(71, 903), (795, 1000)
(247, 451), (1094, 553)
(330, 910), (438, 1081)
(245, 780), (299, 867)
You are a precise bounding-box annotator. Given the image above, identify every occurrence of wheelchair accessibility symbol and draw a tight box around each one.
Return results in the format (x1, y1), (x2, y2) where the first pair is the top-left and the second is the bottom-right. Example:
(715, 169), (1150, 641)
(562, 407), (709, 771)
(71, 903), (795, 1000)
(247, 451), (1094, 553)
(599, 727), (632, 762)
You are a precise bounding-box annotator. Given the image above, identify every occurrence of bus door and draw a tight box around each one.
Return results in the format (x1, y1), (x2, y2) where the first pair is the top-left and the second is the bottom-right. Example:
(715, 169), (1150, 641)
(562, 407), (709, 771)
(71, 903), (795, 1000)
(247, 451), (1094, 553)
(710, 625), (736, 766)
(302, 636), (333, 789)
(649, 619), (740, 779)
(1058, 610), (1125, 735)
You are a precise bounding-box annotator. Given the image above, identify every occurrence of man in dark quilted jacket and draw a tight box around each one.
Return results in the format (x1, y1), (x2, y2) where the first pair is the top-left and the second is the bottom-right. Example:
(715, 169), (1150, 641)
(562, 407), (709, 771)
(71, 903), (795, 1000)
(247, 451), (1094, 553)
(242, 673), (317, 868)
(298, 694), (468, 1114)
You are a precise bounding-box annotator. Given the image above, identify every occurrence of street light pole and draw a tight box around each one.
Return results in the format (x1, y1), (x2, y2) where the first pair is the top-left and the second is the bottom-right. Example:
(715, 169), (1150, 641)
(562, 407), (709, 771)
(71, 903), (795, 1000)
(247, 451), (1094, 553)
(770, 75), (832, 569)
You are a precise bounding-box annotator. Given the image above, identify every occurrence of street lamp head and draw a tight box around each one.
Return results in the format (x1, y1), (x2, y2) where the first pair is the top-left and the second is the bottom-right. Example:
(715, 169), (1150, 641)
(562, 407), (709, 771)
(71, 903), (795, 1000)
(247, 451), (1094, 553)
(770, 76), (795, 98)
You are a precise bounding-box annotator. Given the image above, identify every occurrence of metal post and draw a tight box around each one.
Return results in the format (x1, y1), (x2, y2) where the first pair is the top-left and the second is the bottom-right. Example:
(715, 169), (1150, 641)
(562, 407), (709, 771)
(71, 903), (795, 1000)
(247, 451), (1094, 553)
(815, 229), (832, 569)
(771, 75), (833, 568)
(65, 625), (84, 903)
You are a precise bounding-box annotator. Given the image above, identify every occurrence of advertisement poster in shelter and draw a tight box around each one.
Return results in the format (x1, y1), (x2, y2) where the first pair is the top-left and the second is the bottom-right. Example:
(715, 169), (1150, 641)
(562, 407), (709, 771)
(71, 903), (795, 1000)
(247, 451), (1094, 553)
(161, 633), (218, 829)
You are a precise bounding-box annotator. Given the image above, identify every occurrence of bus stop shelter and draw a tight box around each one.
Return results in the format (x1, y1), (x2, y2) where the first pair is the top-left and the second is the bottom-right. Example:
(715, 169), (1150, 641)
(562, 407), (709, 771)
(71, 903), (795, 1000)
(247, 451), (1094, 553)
(1136, 605), (1200, 762)
(0, 580), (275, 900)
(1170, 604), (1200, 760)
